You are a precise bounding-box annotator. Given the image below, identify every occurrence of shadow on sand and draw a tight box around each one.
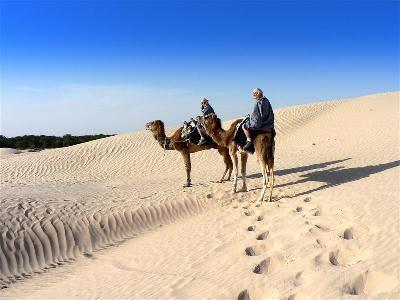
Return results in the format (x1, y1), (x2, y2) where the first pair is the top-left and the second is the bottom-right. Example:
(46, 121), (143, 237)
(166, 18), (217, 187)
(247, 159), (400, 197)
(247, 158), (351, 179)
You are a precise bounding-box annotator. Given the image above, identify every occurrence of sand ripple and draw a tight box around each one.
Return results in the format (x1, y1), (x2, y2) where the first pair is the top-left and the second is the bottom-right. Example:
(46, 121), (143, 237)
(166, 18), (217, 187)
(0, 197), (209, 288)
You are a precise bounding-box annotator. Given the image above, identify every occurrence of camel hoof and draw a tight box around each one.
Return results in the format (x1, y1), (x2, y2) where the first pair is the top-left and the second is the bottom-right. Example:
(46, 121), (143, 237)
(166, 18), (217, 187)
(239, 187), (248, 192)
(183, 183), (192, 188)
(231, 189), (237, 194)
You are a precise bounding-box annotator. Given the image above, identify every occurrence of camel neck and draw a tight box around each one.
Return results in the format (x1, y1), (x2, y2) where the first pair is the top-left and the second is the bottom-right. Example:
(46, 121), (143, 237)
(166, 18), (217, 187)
(154, 133), (173, 150)
(209, 127), (227, 147)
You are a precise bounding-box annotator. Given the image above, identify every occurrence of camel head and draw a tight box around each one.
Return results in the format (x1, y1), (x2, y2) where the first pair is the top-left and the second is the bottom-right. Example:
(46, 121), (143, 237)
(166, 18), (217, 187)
(145, 120), (166, 138)
(203, 113), (222, 133)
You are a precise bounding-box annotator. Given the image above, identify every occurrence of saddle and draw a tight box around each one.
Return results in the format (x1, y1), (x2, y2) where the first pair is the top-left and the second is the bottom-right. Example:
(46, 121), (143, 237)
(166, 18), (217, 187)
(233, 117), (275, 154)
(181, 117), (214, 146)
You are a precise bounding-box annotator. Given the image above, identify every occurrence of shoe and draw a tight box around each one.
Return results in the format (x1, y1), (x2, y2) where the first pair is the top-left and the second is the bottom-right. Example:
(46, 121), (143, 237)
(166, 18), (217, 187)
(198, 138), (206, 145)
(243, 140), (253, 150)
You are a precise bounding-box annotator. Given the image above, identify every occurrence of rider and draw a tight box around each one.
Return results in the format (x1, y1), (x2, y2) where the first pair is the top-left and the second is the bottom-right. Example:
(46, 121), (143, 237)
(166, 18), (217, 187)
(197, 98), (215, 145)
(242, 88), (275, 151)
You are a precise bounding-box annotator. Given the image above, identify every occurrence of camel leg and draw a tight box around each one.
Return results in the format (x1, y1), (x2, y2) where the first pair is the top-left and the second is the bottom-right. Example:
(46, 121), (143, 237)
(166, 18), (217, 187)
(267, 140), (275, 201)
(255, 140), (268, 202)
(226, 150), (233, 181)
(257, 159), (268, 202)
(227, 169), (232, 181)
(181, 151), (191, 187)
(267, 159), (275, 202)
(230, 144), (239, 193)
(239, 152), (248, 192)
(268, 168), (275, 202)
(219, 169), (228, 183)
(216, 147), (231, 182)
(218, 147), (232, 182)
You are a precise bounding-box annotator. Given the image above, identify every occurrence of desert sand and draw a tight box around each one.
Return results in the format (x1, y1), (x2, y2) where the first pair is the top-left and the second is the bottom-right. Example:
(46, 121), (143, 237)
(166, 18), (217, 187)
(0, 92), (399, 299)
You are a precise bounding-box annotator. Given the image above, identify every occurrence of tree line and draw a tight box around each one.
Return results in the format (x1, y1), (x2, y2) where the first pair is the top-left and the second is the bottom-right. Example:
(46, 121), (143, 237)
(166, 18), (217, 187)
(0, 134), (114, 150)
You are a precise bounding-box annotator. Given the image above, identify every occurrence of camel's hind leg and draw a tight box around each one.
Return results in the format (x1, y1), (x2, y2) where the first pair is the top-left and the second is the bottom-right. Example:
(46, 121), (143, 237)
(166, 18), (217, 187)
(239, 152), (248, 192)
(266, 139), (275, 201)
(230, 144), (239, 193)
(258, 159), (268, 202)
(267, 160), (275, 202)
(254, 135), (268, 202)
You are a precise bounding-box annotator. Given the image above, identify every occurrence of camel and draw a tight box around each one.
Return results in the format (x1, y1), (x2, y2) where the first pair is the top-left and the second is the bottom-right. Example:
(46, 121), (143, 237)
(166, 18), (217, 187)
(202, 114), (275, 202)
(145, 120), (233, 187)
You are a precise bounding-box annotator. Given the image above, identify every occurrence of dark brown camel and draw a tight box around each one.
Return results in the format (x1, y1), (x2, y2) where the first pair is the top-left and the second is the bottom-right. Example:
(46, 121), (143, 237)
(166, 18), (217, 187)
(202, 114), (275, 202)
(146, 120), (233, 187)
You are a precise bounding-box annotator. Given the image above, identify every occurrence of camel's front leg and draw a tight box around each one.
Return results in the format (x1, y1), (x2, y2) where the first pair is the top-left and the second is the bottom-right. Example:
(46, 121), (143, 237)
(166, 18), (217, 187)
(218, 147), (232, 182)
(181, 151), (192, 187)
(230, 144), (239, 193)
(239, 152), (248, 192)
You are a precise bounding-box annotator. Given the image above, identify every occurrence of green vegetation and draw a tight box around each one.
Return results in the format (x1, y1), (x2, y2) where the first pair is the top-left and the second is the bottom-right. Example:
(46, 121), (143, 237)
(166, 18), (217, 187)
(0, 134), (114, 150)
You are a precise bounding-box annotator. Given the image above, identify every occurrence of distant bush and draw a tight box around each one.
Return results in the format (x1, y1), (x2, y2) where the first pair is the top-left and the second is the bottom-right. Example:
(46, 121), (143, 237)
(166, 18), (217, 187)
(0, 134), (114, 150)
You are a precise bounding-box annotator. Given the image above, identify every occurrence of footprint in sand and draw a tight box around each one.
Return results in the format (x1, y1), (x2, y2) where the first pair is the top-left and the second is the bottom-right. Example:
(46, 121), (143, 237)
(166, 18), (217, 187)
(313, 217), (345, 232)
(253, 256), (282, 274)
(303, 197), (311, 203)
(313, 208), (322, 216)
(295, 207), (303, 212)
(345, 269), (399, 297)
(247, 225), (256, 231)
(294, 270), (314, 286)
(238, 287), (279, 300)
(256, 231), (269, 240)
(256, 215), (264, 221)
(244, 210), (255, 216)
(244, 245), (267, 256)
(314, 234), (338, 248)
(343, 227), (354, 239)
(315, 246), (372, 267)
(329, 247), (372, 266)
(238, 289), (250, 300)
(342, 226), (370, 240)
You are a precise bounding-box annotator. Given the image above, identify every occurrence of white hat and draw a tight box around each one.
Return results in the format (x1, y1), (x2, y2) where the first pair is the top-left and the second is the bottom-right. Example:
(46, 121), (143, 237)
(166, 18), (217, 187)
(252, 88), (263, 95)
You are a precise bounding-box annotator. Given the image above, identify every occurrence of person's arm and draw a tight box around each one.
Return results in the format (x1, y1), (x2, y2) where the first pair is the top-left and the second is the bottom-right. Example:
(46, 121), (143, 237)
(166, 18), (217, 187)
(250, 102), (261, 128)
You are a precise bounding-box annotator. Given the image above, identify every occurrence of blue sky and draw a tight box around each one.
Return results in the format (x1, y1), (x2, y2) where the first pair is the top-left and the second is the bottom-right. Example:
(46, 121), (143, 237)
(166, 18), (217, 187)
(1, 1), (399, 136)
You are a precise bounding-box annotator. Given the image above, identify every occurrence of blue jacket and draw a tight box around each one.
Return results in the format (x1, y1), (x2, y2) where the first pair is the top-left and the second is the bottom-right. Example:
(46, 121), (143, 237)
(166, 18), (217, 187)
(202, 104), (215, 116)
(250, 97), (274, 130)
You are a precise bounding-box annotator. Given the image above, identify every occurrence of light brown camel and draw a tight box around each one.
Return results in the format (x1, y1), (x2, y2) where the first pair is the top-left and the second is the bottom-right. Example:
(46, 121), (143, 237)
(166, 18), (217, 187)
(146, 120), (233, 187)
(202, 114), (275, 202)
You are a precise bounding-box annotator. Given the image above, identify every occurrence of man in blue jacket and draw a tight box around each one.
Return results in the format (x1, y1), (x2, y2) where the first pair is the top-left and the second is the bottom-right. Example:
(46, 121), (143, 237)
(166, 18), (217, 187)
(197, 98), (215, 145)
(242, 88), (275, 150)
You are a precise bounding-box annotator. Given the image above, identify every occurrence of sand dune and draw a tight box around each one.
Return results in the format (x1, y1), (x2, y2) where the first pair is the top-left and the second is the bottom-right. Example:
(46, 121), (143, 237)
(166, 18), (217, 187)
(0, 92), (399, 299)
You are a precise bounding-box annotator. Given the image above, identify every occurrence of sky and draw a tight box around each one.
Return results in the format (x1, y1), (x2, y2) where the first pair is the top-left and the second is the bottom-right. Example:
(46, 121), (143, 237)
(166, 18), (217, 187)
(1, 0), (399, 137)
